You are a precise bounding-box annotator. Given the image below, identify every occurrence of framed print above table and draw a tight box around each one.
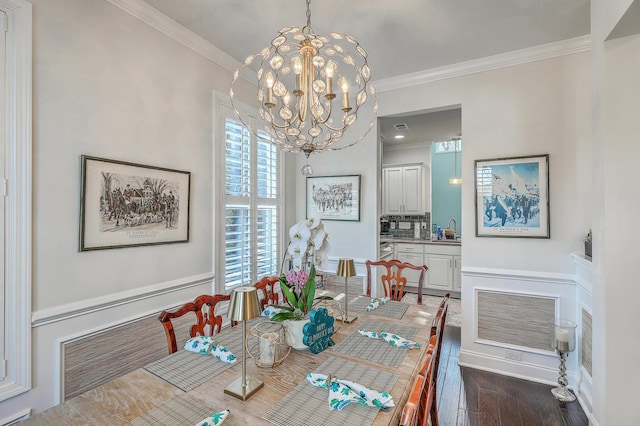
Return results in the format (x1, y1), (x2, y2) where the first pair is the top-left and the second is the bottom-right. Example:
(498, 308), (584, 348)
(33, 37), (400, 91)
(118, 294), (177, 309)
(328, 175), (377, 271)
(475, 154), (549, 238)
(80, 155), (191, 251)
(306, 174), (360, 221)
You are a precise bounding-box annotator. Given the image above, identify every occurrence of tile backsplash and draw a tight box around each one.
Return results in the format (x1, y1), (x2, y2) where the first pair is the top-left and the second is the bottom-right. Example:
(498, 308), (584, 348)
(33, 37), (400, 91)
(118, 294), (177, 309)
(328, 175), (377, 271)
(382, 213), (431, 239)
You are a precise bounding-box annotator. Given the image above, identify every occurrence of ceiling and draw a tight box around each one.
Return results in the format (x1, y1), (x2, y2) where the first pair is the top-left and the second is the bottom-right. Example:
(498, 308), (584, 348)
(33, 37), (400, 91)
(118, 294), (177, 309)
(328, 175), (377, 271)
(143, 0), (590, 146)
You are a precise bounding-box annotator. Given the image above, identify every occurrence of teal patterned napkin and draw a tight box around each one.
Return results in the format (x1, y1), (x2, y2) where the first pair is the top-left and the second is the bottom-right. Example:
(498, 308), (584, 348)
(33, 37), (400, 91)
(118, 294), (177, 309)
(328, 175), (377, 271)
(262, 305), (286, 318)
(306, 373), (395, 411)
(357, 329), (421, 349)
(194, 409), (230, 425)
(184, 336), (237, 363)
(365, 297), (390, 311)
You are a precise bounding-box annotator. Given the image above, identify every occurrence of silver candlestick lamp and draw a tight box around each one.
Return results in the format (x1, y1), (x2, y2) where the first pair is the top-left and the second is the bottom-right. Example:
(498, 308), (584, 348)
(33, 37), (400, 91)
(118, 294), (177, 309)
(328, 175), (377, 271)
(550, 318), (577, 402)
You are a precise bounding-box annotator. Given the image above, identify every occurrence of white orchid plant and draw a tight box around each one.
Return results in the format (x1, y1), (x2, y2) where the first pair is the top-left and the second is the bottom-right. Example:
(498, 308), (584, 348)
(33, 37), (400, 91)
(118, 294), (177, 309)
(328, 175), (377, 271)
(271, 214), (332, 322)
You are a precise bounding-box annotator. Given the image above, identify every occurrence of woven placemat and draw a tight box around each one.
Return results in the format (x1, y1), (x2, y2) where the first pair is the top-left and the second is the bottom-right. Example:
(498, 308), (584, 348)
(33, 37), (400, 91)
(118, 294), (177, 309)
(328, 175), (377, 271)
(349, 296), (410, 320)
(331, 319), (420, 368)
(127, 394), (238, 426)
(144, 330), (243, 391)
(262, 356), (398, 426)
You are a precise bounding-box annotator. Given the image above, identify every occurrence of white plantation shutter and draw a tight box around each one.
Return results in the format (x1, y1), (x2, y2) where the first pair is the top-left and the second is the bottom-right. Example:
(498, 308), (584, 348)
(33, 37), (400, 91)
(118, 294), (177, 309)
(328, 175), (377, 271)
(222, 105), (280, 289)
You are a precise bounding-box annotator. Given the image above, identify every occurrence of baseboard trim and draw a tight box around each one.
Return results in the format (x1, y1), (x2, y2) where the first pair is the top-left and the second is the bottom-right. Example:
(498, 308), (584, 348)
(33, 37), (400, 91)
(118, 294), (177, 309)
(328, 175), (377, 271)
(459, 348), (562, 387)
(0, 409), (31, 425)
(32, 272), (214, 327)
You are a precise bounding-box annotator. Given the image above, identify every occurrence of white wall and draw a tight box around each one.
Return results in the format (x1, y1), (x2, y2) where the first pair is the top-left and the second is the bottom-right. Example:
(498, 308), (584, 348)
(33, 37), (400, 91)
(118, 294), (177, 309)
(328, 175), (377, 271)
(379, 53), (592, 273)
(32, 0), (224, 309)
(0, 0), (241, 420)
(601, 34), (640, 425)
(295, 130), (379, 279)
(591, 1), (640, 424)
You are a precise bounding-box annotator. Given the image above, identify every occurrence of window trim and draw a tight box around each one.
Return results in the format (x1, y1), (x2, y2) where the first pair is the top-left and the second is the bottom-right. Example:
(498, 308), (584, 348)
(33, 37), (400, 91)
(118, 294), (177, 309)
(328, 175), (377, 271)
(0, 0), (32, 401)
(213, 93), (285, 293)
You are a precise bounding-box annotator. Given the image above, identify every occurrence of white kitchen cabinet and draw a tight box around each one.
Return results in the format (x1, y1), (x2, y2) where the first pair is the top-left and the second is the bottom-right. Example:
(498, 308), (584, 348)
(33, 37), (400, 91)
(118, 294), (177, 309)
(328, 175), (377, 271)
(382, 164), (423, 215)
(453, 255), (462, 292)
(424, 244), (461, 292)
(395, 243), (426, 288)
(424, 254), (452, 290)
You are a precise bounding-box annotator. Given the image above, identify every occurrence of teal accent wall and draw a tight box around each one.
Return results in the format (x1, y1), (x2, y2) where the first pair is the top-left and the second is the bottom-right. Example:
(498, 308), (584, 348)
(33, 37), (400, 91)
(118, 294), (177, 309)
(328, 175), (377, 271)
(431, 147), (462, 236)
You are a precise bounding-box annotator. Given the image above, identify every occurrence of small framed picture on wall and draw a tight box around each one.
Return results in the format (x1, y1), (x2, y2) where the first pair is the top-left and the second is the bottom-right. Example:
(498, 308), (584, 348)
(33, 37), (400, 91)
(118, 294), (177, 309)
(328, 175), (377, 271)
(306, 174), (361, 221)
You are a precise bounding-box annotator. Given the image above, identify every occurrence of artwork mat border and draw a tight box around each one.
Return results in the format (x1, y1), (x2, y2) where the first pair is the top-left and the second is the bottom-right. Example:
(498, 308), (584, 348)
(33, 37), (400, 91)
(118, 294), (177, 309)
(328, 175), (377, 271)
(474, 154), (550, 238)
(306, 174), (361, 222)
(79, 155), (191, 251)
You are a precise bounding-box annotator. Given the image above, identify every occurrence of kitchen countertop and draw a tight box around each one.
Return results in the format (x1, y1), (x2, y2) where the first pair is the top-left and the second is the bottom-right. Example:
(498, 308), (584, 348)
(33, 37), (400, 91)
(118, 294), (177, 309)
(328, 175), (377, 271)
(380, 236), (462, 246)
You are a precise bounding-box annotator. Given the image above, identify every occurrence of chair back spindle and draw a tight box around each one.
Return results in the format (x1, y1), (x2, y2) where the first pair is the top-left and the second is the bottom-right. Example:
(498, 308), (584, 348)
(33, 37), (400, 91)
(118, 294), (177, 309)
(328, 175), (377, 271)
(158, 294), (231, 354)
(365, 259), (428, 304)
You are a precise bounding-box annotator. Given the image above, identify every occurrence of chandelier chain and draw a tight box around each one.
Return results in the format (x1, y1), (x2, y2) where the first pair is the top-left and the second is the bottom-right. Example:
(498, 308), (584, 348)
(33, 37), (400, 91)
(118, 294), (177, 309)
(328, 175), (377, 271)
(304, 0), (312, 32)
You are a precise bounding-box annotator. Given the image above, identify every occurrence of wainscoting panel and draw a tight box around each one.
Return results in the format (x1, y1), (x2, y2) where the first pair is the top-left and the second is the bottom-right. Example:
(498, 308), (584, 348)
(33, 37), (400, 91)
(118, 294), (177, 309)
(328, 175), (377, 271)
(477, 290), (556, 351)
(63, 309), (198, 400)
(581, 308), (593, 377)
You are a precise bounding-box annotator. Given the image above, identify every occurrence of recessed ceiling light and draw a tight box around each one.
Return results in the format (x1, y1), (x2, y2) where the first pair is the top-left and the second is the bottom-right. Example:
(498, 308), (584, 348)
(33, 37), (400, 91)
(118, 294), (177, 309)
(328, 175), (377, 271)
(394, 135), (405, 139)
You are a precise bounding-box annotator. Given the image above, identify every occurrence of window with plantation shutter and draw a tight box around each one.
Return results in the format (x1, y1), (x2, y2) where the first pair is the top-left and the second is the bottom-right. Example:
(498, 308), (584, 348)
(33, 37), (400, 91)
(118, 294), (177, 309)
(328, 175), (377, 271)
(221, 105), (280, 290)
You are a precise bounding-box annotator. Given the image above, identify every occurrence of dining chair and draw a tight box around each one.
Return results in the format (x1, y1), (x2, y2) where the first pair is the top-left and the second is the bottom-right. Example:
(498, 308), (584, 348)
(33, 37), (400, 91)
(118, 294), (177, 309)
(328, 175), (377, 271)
(365, 259), (428, 304)
(418, 352), (438, 426)
(399, 372), (426, 426)
(254, 276), (283, 311)
(158, 293), (231, 354)
(401, 353), (436, 426)
(426, 293), (449, 426)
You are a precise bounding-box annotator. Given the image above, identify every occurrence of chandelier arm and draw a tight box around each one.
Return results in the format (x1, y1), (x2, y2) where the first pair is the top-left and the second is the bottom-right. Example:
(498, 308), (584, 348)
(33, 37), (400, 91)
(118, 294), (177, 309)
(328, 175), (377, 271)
(310, 97), (335, 126)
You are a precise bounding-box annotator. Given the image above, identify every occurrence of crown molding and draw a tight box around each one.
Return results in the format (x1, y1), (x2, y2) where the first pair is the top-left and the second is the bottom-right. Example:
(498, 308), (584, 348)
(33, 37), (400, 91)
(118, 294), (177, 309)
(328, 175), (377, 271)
(105, 0), (240, 72)
(384, 141), (431, 152)
(105, 1), (590, 93)
(374, 35), (592, 93)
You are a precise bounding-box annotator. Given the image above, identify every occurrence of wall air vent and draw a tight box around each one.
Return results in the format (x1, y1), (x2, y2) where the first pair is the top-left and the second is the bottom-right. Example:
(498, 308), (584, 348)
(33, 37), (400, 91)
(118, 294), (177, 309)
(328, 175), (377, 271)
(393, 123), (409, 130)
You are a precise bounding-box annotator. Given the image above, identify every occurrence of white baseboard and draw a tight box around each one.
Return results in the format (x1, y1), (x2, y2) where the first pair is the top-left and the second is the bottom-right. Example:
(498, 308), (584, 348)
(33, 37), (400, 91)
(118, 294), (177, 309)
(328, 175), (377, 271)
(0, 409), (30, 425)
(459, 348), (560, 386)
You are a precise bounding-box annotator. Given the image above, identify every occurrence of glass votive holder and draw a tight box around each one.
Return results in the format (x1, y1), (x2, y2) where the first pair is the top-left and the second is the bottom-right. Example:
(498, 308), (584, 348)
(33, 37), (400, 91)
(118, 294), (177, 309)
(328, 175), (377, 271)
(247, 320), (291, 368)
(550, 318), (577, 352)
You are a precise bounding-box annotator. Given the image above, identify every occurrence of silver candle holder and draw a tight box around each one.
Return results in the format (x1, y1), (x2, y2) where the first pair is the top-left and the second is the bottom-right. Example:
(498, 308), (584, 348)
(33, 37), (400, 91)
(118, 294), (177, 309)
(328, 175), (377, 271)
(550, 318), (577, 402)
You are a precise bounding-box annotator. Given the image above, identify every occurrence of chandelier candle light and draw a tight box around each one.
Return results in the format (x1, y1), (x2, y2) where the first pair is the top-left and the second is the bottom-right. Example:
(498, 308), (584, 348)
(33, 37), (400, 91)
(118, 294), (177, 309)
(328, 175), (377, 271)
(230, 0), (378, 175)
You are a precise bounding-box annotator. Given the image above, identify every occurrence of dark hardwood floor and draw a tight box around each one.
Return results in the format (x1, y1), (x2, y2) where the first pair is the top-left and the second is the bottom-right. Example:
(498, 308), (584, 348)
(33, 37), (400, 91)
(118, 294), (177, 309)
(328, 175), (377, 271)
(437, 326), (589, 426)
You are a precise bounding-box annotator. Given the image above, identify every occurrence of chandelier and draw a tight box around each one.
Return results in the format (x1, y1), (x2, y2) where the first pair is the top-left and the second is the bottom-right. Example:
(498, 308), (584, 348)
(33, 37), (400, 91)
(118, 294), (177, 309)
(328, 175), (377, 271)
(230, 0), (377, 163)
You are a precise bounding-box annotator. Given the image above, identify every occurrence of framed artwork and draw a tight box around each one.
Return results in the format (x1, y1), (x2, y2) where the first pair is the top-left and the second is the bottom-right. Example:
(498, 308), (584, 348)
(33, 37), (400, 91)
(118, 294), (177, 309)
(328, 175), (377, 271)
(475, 154), (549, 238)
(306, 175), (361, 221)
(80, 155), (191, 251)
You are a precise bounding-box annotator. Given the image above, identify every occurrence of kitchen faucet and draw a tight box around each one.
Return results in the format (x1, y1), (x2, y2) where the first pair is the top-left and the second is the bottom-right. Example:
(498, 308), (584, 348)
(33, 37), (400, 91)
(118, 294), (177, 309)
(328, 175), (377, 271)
(447, 218), (457, 235)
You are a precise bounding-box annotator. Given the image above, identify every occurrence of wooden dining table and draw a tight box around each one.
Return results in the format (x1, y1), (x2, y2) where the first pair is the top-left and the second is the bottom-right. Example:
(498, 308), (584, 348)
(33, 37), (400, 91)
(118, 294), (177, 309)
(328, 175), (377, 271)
(22, 291), (436, 426)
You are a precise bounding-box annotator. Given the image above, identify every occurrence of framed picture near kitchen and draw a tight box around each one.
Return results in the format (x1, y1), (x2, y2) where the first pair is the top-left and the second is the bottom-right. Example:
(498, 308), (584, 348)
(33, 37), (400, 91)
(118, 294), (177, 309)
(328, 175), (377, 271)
(80, 155), (191, 250)
(306, 175), (361, 221)
(474, 154), (549, 238)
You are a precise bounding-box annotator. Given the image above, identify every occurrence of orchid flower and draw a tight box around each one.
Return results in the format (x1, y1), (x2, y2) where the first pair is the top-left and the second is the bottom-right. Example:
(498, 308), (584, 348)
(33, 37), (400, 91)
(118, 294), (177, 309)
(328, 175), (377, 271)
(312, 247), (330, 270)
(306, 213), (323, 230)
(289, 219), (311, 243)
(287, 239), (308, 259)
(308, 228), (326, 252)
